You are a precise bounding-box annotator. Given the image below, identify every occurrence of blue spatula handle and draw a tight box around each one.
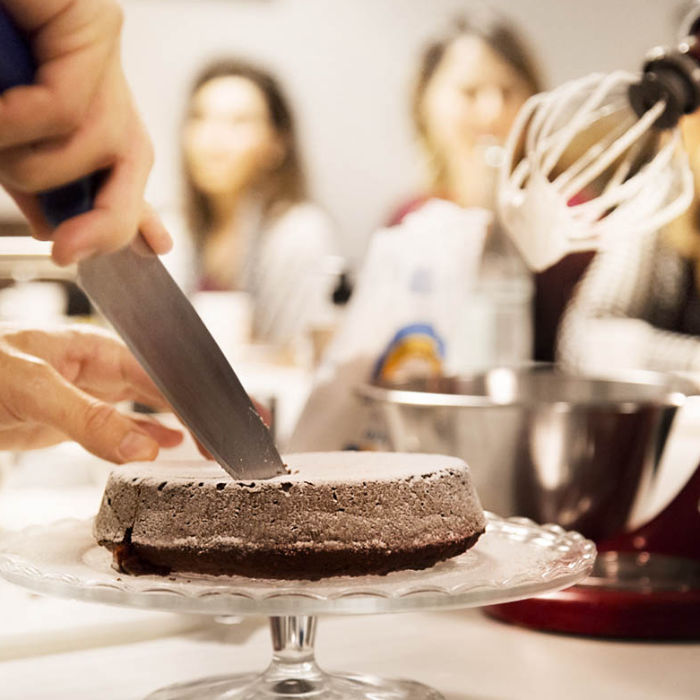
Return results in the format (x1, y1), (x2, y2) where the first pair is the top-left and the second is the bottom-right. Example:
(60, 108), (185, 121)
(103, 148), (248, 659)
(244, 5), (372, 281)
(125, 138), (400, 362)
(0, 6), (97, 226)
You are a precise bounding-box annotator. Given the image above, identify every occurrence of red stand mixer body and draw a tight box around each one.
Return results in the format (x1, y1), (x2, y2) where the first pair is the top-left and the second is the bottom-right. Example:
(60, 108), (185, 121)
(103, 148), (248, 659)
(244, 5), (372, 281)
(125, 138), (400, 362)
(488, 452), (700, 639)
(600, 456), (700, 562)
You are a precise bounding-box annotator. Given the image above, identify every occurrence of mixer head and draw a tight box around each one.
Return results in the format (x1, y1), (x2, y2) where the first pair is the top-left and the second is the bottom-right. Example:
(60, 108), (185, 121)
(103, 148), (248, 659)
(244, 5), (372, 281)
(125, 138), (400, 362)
(500, 14), (700, 273)
(499, 69), (694, 272)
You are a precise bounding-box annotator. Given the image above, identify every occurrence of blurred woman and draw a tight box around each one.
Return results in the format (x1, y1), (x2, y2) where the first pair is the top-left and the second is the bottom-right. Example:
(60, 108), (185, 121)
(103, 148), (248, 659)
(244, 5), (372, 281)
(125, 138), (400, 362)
(388, 13), (545, 368)
(558, 112), (700, 374)
(392, 14), (595, 363)
(180, 59), (337, 349)
(391, 12), (541, 222)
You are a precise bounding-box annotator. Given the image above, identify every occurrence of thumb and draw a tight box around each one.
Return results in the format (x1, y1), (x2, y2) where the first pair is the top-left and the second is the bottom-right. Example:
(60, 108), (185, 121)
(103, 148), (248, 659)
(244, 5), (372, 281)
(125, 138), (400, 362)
(29, 366), (160, 463)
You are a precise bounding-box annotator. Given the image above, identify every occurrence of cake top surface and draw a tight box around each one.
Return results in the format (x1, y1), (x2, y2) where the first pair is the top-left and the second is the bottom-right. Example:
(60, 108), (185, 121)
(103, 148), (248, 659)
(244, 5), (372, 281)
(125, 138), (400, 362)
(112, 452), (468, 486)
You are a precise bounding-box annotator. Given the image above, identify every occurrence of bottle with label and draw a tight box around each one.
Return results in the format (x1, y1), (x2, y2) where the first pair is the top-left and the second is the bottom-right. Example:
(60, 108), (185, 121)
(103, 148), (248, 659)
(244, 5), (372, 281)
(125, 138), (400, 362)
(455, 143), (533, 371)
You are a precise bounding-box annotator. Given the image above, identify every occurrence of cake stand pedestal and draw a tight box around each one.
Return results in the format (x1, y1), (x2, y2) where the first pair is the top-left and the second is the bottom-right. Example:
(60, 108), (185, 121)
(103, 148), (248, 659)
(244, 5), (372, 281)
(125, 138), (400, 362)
(151, 615), (441, 700)
(0, 514), (595, 700)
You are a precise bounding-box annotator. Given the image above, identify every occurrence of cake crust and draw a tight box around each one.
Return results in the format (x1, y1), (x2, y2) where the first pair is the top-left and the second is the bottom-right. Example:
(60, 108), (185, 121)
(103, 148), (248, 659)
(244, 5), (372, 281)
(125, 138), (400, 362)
(94, 452), (486, 580)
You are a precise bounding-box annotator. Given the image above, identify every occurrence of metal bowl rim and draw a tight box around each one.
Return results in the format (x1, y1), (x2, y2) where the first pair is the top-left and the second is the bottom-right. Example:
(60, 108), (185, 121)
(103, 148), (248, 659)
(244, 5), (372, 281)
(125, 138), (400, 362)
(355, 366), (696, 410)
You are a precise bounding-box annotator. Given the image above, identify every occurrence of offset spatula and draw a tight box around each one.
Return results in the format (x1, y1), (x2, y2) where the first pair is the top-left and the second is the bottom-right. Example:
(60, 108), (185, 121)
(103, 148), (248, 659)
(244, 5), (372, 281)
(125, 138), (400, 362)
(0, 7), (286, 479)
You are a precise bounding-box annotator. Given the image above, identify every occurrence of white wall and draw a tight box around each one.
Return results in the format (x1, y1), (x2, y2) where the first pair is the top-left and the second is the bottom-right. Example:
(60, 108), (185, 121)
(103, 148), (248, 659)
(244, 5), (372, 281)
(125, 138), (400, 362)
(0, 0), (693, 262)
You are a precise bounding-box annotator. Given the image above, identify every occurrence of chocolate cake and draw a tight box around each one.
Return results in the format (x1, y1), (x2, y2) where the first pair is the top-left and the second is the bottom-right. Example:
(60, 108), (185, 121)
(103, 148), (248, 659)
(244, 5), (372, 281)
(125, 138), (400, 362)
(93, 452), (486, 580)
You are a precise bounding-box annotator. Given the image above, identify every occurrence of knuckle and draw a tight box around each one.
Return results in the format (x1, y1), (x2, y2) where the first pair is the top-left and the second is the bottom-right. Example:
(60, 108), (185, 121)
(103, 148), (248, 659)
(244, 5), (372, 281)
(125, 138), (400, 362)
(91, 0), (124, 41)
(50, 98), (85, 136)
(1, 156), (48, 193)
(103, 1), (125, 35)
(9, 359), (55, 419)
(26, 359), (55, 386)
(143, 137), (155, 170)
(83, 401), (117, 435)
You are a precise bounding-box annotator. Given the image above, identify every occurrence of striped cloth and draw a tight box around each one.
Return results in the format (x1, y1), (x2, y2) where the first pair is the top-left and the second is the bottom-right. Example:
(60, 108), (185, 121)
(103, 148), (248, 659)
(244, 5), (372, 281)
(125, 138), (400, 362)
(557, 229), (700, 373)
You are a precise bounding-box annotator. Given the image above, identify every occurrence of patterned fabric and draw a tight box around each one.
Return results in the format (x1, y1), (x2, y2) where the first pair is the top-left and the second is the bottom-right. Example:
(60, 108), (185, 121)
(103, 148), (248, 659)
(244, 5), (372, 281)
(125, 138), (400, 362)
(534, 251), (595, 362)
(557, 229), (700, 372)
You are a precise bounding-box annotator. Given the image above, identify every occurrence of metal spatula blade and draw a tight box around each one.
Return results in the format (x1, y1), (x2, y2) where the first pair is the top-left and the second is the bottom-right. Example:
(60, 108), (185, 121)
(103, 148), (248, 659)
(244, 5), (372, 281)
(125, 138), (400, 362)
(78, 237), (286, 480)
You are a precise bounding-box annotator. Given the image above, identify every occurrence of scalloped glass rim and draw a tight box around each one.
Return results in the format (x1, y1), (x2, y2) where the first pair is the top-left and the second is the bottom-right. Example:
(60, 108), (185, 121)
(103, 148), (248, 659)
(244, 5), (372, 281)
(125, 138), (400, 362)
(0, 513), (595, 616)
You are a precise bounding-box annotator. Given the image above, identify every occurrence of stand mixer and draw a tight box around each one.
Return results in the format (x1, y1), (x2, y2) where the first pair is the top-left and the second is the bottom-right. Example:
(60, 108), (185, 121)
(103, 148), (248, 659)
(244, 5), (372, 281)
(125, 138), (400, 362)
(485, 377), (700, 639)
(359, 366), (700, 639)
(488, 8), (700, 639)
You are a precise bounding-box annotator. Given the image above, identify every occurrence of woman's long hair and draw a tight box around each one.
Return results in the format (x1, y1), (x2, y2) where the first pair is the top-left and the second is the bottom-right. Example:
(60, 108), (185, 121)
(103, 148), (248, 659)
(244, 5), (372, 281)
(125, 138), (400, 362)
(182, 59), (307, 248)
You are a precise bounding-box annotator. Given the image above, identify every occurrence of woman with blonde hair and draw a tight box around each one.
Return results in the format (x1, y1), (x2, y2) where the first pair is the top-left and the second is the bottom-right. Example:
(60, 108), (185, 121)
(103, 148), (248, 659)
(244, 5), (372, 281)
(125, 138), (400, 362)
(391, 11), (541, 223)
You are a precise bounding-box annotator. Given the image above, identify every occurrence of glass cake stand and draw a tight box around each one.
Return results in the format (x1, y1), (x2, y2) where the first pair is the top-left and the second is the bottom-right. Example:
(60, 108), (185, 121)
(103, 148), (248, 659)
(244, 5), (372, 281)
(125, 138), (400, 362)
(0, 513), (594, 699)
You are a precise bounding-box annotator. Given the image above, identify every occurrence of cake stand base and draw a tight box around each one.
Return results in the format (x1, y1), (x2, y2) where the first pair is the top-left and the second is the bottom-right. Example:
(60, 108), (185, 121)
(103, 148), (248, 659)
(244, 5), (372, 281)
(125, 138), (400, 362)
(145, 616), (443, 700)
(146, 672), (440, 700)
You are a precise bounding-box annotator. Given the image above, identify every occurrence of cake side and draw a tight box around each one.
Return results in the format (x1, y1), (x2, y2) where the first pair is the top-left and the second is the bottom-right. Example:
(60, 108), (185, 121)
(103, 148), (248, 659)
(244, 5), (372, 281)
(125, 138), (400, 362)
(94, 452), (486, 579)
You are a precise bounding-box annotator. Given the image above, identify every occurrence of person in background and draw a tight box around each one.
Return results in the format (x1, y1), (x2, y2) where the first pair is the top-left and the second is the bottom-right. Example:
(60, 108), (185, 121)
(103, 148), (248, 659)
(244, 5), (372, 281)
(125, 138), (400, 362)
(391, 12), (540, 222)
(558, 111), (700, 374)
(179, 59), (337, 352)
(0, 0), (181, 462)
(388, 12), (542, 369)
(392, 12), (594, 363)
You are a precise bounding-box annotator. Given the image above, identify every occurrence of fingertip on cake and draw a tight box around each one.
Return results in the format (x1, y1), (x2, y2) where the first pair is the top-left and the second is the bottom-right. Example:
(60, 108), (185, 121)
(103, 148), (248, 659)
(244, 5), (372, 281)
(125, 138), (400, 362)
(94, 452), (486, 580)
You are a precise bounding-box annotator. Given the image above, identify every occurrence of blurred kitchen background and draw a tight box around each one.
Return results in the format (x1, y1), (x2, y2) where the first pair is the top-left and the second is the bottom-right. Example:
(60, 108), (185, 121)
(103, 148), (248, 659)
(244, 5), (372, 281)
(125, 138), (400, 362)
(0, 0), (697, 468)
(1, 0), (700, 656)
(0, 0), (693, 261)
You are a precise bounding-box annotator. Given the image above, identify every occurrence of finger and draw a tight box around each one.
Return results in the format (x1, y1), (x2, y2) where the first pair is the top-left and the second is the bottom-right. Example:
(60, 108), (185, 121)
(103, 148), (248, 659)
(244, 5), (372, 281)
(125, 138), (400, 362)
(3, 327), (169, 410)
(0, 56), (127, 193)
(73, 341), (170, 410)
(76, 332), (169, 409)
(253, 399), (272, 428)
(7, 196), (169, 263)
(7, 359), (159, 463)
(49, 206), (133, 265)
(50, 115), (153, 265)
(131, 416), (184, 449)
(0, 123), (120, 192)
(140, 203), (173, 255)
(0, 1), (120, 148)
(3, 189), (54, 239)
(193, 435), (214, 460)
(0, 424), (65, 451)
(13, 195), (175, 258)
(0, 412), (183, 454)
(0, 77), (104, 152)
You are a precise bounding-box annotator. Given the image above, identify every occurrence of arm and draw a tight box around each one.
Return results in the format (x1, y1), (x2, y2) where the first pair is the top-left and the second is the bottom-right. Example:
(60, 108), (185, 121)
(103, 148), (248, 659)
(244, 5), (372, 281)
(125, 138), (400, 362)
(557, 230), (700, 372)
(0, 0), (171, 264)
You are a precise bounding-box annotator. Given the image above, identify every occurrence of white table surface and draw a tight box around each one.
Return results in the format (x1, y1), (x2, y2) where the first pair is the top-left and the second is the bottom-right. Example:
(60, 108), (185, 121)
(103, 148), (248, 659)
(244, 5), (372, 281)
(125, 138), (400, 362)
(0, 609), (697, 700)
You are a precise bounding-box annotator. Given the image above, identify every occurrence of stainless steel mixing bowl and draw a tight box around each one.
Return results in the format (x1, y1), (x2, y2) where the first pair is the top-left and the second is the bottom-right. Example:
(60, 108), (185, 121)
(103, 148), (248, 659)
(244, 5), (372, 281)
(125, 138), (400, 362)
(357, 365), (696, 540)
